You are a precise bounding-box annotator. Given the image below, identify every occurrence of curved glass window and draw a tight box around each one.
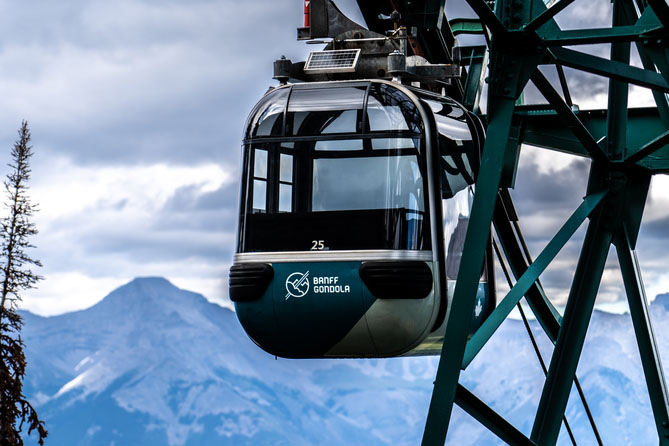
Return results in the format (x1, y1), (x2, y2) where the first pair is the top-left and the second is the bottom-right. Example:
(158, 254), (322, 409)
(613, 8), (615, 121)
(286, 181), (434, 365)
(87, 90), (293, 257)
(288, 86), (366, 112)
(245, 87), (289, 139)
(367, 83), (423, 133)
(414, 96), (481, 281)
(314, 139), (364, 151)
(251, 148), (269, 212)
(239, 137), (429, 252)
(288, 86), (366, 136)
(371, 137), (417, 150)
(244, 82), (425, 140)
(426, 100), (472, 141)
(422, 98), (478, 199)
(443, 187), (473, 280)
(312, 142), (424, 213)
(239, 82), (431, 253)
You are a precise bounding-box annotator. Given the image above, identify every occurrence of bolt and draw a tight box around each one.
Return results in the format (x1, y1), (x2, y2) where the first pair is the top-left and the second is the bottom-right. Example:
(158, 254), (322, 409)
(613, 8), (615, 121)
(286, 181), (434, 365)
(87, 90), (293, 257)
(503, 87), (511, 94)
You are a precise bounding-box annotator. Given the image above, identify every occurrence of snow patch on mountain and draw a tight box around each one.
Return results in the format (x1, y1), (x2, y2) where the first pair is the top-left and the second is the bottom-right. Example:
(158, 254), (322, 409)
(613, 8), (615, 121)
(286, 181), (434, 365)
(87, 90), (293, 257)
(19, 277), (669, 445)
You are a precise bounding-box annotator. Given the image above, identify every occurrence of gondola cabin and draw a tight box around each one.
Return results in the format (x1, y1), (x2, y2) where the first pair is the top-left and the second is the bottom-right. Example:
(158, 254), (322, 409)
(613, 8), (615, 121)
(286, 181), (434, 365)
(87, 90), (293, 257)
(230, 80), (494, 358)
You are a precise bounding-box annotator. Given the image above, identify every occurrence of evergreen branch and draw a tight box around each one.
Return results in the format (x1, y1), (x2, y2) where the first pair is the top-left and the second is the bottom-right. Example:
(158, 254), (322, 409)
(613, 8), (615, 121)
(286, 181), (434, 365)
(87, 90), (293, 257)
(0, 121), (47, 445)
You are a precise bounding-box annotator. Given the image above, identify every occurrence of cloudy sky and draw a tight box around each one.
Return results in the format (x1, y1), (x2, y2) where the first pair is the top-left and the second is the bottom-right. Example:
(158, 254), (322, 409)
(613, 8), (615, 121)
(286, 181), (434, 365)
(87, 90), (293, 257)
(0, 0), (666, 316)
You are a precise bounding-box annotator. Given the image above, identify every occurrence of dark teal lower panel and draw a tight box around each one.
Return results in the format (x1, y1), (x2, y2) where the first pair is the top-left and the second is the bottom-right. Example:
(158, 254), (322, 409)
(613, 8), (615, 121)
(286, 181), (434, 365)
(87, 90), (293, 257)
(235, 262), (375, 358)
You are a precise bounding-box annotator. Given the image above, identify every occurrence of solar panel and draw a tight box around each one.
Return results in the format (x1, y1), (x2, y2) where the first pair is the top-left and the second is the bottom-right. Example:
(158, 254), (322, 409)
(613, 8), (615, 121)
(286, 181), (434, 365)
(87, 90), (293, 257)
(304, 49), (361, 74)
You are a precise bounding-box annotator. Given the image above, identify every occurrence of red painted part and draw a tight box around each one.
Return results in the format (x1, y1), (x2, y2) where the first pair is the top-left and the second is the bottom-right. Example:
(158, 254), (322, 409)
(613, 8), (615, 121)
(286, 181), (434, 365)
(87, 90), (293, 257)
(304, 0), (310, 27)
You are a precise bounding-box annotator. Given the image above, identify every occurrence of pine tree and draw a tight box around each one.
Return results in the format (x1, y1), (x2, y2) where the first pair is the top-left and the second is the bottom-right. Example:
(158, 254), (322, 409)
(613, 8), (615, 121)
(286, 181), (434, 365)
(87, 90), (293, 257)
(0, 121), (47, 445)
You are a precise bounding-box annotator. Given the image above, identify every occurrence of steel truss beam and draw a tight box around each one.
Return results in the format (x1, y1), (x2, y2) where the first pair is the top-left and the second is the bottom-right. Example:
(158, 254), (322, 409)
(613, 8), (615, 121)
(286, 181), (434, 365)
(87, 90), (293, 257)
(422, 95), (518, 446)
(530, 188), (614, 444)
(617, 230), (669, 441)
(492, 190), (562, 343)
(419, 0), (669, 444)
(462, 190), (607, 368)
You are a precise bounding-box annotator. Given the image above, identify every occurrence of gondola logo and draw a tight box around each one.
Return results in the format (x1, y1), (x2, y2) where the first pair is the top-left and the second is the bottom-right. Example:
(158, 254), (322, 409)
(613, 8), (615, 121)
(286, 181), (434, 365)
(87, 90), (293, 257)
(285, 271), (310, 300)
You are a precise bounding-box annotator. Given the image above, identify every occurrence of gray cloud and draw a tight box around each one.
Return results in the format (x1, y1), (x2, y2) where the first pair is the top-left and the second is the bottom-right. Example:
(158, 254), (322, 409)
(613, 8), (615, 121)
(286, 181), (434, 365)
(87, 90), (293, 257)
(154, 182), (240, 235)
(556, 1), (613, 29)
(3, 0), (667, 314)
(36, 184), (238, 269)
(80, 230), (231, 262)
(504, 148), (621, 305)
(0, 0), (309, 166)
(512, 155), (590, 212)
(639, 216), (669, 241)
(0, 0), (322, 313)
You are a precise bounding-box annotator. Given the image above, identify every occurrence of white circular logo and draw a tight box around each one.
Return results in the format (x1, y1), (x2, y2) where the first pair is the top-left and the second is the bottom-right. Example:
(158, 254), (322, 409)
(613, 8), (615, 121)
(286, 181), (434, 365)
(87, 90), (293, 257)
(285, 271), (310, 299)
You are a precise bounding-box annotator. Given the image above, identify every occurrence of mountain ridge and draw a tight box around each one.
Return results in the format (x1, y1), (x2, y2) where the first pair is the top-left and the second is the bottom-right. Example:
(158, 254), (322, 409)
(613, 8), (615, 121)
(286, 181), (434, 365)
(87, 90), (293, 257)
(22, 276), (665, 322)
(18, 277), (669, 445)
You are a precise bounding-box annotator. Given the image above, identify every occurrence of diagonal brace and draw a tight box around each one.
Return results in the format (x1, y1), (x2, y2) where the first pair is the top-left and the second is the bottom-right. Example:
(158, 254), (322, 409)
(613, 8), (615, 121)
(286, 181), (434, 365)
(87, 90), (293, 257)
(626, 129), (669, 164)
(422, 96), (517, 446)
(538, 24), (665, 46)
(525, 0), (577, 32)
(531, 70), (609, 163)
(648, 0), (669, 29)
(531, 203), (614, 445)
(462, 190), (607, 368)
(455, 384), (536, 446)
(464, 0), (507, 35)
(551, 46), (669, 93)
(494, 191), (562, 343)
(616, 230), (669, 443)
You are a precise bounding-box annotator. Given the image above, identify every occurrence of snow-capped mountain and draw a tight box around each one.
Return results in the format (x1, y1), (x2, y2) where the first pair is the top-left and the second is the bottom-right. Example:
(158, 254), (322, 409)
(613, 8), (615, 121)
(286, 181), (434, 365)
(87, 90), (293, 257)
(19, 278), (669, 445)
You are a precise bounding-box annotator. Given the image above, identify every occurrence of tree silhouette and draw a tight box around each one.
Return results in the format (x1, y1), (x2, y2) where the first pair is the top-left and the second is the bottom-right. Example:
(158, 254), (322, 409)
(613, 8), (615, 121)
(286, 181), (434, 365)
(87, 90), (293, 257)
(0, 121), (47, 445)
